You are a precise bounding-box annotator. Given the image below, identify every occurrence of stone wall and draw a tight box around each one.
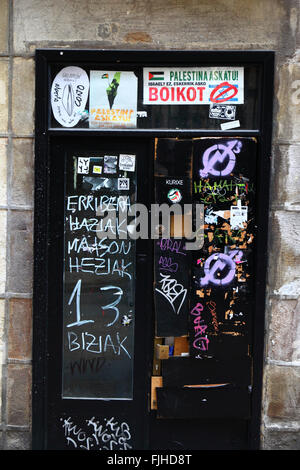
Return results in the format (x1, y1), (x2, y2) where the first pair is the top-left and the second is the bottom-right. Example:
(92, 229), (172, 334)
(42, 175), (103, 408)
(0, 0), (299, 450)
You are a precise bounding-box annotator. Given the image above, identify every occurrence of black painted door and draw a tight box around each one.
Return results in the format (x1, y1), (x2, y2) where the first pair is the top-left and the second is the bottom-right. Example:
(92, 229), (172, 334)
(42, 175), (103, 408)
(149, 137), (257, 450)
(46, 136), (153, 450)
(41, 134), (262, 451)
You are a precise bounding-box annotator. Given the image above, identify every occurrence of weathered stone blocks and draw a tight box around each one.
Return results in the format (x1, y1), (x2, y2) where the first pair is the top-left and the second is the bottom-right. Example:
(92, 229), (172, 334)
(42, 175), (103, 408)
(265, 365), (300, 421)
(0, 138), (7, 206)
(12, 59), (35, 135)
(0, 59), (9, 134)
(276, 61), (300, 142)
(6, 364), (32, 426)
(11, 139), (34, 207)
(263, 425), (300, 450)
(5, 432), (31, 450)
(0, 210), (7, 294)
(8, 298), (32, 361)
(271, 144), (300, 210)
(268, 211), (300, 296)
(7, 211), (33, 294)
(0, 0), (8, 54)
(267, 299), (300, 363)
(13, 0), (286, 54)
(0, 299), (5, 421)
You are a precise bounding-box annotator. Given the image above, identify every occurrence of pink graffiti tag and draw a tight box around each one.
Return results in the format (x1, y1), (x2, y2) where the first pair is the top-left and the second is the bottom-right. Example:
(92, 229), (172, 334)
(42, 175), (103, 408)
(200, 250), (243, 287)
(190, 302), (209, 352)
(200, 140), (242, 178)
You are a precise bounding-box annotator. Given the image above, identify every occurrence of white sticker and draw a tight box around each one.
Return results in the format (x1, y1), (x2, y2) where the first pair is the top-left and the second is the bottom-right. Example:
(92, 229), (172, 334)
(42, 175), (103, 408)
(93, 165), (102, 174)
(77, 157), (90, 174)
(230, 202), (248, 229)
(118, 178), (130, 190)
(209, 104), (236, 120)
(220, 120), (240, 130)
(119, 154), (136, 172)
(137, 111), (148, 118)
(167, 188), (182, 203)
(51, 66), (89, 127)
(143, 67), (244, 105)
(89, 71), (137, 128)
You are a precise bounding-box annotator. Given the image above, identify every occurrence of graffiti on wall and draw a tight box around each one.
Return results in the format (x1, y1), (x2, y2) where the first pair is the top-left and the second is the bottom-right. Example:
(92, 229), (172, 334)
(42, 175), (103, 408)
(60, 415), (132, 450)
(190, 137), (257, 358)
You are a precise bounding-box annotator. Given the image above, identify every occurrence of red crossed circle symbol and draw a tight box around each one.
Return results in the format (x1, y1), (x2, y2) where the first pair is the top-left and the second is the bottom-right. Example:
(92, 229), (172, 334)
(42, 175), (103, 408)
(210, 81), (238, 103)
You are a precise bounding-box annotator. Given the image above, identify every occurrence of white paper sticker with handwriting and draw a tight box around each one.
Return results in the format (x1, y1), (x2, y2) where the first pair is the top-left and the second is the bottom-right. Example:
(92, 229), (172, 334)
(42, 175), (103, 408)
(119, 154), (136, 172)
(230, 201), (248, 229)
(51, 66), (89, 127)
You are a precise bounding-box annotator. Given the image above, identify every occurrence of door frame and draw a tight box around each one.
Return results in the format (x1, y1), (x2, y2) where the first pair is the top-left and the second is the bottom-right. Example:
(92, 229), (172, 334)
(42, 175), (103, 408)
(33, 49), (274, 450)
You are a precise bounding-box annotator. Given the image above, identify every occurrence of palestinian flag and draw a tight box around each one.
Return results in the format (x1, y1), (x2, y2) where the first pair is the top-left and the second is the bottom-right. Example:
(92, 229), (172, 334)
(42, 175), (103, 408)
(106, 72), (121, 109)
(101, 73), (109, 79)
(149, 71), (164, 81)
(167, 188), (182, 203)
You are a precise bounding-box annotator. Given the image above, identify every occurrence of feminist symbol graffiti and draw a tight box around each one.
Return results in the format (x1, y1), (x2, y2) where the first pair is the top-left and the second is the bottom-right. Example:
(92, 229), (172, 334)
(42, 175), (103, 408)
(200, 250), (243, 287)
(200, 140), (242, 178)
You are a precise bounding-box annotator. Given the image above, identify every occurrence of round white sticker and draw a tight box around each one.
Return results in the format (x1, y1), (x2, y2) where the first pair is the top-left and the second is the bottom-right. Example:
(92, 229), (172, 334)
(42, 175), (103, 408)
(51, 66), (89, 127)
(167, 188), (182, 203)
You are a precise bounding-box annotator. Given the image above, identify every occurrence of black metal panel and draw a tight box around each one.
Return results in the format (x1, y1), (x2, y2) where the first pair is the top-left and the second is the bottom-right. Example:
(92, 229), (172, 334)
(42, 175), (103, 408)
(149, 417), (249, 450)
(35, 134), (154, 450)
(156, 386), (251, 419)
(161, 357), (252, 387)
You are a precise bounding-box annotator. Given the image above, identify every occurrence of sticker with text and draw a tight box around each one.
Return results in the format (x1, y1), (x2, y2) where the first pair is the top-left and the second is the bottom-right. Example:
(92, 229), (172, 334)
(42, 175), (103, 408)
(119, 154), (136, 172)
(230, 201), (248, 229)
(89, 71), (137, 129)
(143, 67), (244, 105)
(209, 104), (236, 120)
(92, 165), (102, 174)
(51, 66), (89, 128)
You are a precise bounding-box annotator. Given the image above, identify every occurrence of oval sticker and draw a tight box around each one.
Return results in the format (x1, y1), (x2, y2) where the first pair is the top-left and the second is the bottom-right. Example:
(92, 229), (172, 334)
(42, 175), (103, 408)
(51, 66), (89, 127)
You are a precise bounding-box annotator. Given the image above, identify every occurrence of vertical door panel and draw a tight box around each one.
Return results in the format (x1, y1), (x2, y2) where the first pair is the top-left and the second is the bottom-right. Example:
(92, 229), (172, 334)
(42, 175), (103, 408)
(46, 137), (152, 450)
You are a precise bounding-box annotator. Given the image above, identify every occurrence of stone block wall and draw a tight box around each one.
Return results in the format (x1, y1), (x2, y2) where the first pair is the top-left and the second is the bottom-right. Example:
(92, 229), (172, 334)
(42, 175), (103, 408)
(0, 0), (299, 450)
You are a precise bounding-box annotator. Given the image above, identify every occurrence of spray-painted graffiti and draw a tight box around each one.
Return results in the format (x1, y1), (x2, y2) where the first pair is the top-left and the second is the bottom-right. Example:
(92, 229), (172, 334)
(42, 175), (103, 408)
(203, 223), (254, 252)
(158, 256), (179, 273)
(206, 300), (219, 332)
(190, 302), (209, 352)
(194, 178), (254, 205)
(157, 238), (186, 255)
(200, 140), (242, 178)
(200, 250), (243, 287)
(191, 137), (257, 357)
(155, 272), (187, 314)
(61, 415), (132, 450)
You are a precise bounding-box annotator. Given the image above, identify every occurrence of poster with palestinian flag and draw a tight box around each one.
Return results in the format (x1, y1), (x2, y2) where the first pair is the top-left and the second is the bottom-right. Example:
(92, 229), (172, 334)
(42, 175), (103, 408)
(89, 71), (138, 128)
(143, 67), (244, 105)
